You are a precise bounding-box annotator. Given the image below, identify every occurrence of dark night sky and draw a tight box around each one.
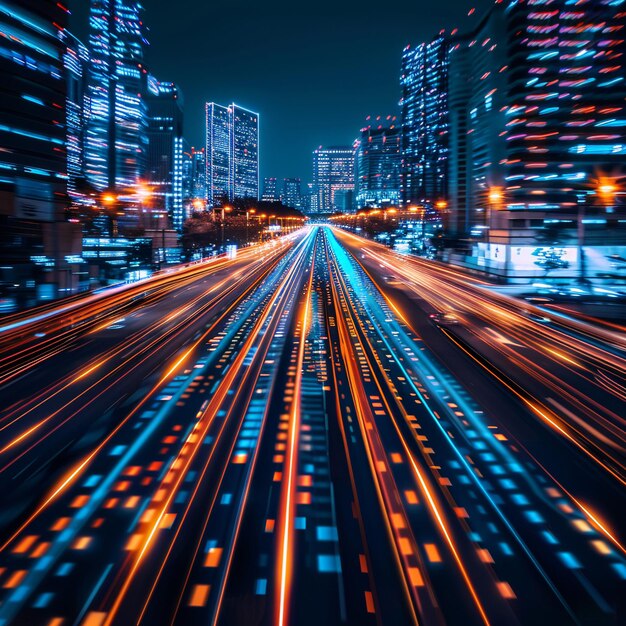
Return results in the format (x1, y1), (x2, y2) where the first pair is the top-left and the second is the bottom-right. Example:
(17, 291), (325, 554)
(69, 1), (492, 185)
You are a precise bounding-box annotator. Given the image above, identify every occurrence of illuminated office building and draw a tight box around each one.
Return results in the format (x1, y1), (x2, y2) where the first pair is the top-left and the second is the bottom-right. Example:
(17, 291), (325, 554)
(446, 0), (626, 245)
(63, 31), (89, 201)
(0, 0), (83, 302)
(184, 147), (206, 201)
(312, 146), (355, 213)
(354, 116), (402, 209)
(262, 177), (279, 202)
(400, 36), (449, 207)
(205, 102), (259, 206)
(282, 178), (302, 209)
(230, 104), (259, 200)
(205, 102), (231, 206)
(145, 76), (185, 231)
(85, 0), (148, 191)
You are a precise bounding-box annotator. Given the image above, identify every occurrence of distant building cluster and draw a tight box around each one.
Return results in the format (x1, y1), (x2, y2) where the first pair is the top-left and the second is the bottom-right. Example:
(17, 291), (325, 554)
(303, 0), (625, 282)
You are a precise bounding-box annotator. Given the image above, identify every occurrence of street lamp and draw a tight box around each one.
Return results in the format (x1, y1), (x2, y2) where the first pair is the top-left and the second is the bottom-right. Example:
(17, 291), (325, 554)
(598, 179), (617, 209)
(487, 187), (503, 236)
(246, 208), (256, 244)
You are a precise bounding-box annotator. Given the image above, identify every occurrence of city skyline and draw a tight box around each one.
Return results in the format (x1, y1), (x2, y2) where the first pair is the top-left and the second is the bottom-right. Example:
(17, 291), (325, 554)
(0, 2), (625, 625)
(69, 0), (493, 184)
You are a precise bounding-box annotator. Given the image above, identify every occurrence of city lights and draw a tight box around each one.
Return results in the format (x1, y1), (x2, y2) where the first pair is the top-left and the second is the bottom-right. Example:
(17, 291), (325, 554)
(0, 2), (624, 625)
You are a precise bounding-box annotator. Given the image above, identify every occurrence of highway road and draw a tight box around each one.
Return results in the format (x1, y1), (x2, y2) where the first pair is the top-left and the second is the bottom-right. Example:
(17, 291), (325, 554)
(0, 226), (623, 626)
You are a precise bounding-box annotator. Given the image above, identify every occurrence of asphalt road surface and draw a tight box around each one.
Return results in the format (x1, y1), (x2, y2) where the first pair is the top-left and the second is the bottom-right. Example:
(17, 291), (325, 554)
(0, 226), (624, 626)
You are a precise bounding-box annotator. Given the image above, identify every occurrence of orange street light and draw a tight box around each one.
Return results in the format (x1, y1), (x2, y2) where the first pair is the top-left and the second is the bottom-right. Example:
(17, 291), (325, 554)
(488, 187), (503, 205)
(598, 179), (617, 203)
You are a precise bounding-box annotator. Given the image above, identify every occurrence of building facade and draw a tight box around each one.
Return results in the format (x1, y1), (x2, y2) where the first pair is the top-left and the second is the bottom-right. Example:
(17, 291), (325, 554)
(282, 178), (302, 209)
(398, 0), (626, 281)
(230, 104), (259, 200)
(354, 116), (402, 209)
(63, 31), (90, 202)
(205, 102), (258, 206)
(262, 177), (279, 202)
(400, 36), (449, 208)
(0, 0), (83, 303)
(312, 146), (355, 213)
(85, 0), (148, 191)
(205, 103), (230, 207)
(446, 0), (626, 243)
(184, 146), (206, 201)
(145, 76), (184, 231)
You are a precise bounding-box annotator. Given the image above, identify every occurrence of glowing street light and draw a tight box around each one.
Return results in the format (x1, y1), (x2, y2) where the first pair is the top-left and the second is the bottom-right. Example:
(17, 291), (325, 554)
(597, 179), (618, 207)
(488, 187), (503, 206)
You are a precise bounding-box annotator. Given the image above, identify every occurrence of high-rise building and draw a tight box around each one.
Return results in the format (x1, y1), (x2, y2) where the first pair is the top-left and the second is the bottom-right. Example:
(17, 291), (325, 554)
(230, 104), (259, 200)
(205, 102), (259, 206)
(145, 76), (185, 231)
(63, 31), (90, 202)
(395, 0), (626, 280)
(205, 102), (231, 207)
(446, 0), (626, 246)
(354, 116), (402, 209)
(312, 146), (355, 213)
(85, 0), (148, 191)
(0, 0), (83, 302)
(282, 178), (302, 209)
(400, 37), (449, 207)
(184, 147), (206, 201)
(262, 177), (280, 202)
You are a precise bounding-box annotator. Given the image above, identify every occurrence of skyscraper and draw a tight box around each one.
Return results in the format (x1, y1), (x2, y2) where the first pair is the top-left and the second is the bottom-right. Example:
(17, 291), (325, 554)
(63, 31), (90, 202)
(354, 116), (402, 209)
(282, 178), (302, 209)
(446, 0), (626, 243)
(262, 177), (280, 202)
(400, 37), (449, 207)
(0, 0), (82, 301)
(312, 146), (355, 213)
(145, 76), (185, 231)
(205, 102), (260, 206)
(184, 147), (206, 200)
(205, 103), (231, 207)
(230, 104), (259, 200)
(85, 0), (148, 191)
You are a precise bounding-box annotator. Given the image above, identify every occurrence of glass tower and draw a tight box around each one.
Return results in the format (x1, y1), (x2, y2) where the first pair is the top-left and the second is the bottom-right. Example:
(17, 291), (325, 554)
(205, 102), (260, 206)
(85, 0), (148, 191)
(400, 37), (449, 207)
(282, 178), (302, 209)
(229, 104), (259, 200)
(354, 116), (402, 209)
(262, 177), (279, 202)
(63, 31), (89, 202)
(205, 102), (231, 207)
(145, 77), (185, 231)
(312, 146), (355, 213)
(446, 0), (626, 239)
